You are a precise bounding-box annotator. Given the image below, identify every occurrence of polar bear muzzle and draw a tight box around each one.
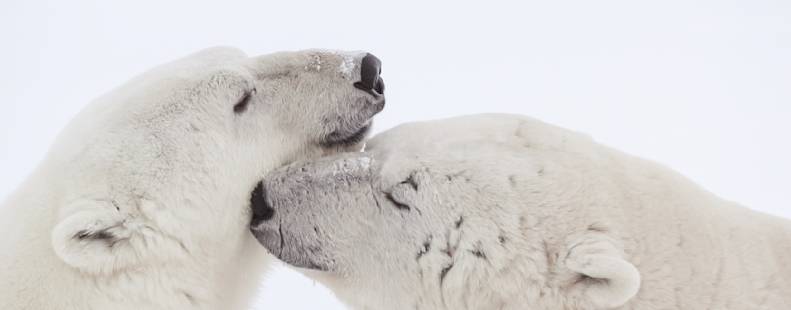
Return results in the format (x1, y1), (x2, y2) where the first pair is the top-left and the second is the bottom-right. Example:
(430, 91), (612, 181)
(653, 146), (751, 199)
(321, 53), (384, 148)
(249, 153), (377, 272)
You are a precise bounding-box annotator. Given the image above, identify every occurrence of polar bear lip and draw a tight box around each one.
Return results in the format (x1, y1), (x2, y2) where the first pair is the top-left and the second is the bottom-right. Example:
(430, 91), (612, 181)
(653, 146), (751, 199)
(320, 123), (372, 148)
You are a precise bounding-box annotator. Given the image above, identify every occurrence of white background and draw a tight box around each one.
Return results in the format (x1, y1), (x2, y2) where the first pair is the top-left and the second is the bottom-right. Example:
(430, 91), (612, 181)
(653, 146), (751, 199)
(1, 0), (789, 309)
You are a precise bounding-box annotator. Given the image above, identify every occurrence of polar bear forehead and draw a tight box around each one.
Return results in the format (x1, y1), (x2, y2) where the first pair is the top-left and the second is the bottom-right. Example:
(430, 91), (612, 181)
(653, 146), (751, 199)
(116, 47), (248, 89)
(163, 46), (248, 71)
(365, 114), (527, 154)
(366, 113), (593, 163)
(263, 153), (375, 192)
(328, 155), (373, 174)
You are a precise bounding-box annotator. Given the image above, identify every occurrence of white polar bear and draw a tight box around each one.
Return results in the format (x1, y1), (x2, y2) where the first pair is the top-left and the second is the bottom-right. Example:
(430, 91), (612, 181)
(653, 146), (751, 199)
(0, 47), (385, 310)
(250, 114), (791, 310)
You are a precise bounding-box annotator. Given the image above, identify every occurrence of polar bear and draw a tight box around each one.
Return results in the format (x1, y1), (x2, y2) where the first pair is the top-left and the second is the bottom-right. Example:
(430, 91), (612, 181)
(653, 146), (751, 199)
(0, 47), (385, 310)
(250, 114), (791, 310)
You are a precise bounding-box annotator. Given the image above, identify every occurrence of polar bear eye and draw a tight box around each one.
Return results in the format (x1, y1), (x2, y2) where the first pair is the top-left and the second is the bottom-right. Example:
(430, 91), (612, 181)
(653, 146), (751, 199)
(233, 89), (256, 114)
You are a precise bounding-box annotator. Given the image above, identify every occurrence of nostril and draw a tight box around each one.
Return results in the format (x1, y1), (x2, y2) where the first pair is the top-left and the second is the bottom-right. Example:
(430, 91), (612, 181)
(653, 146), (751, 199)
(374, 77), (385, 94)
(250, 181), (274, 225)
(358, 53), (382, 90)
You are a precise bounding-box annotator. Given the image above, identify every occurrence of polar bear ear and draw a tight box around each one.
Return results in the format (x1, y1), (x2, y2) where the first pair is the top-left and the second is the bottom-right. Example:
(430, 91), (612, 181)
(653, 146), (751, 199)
(51, 200), (141, 275)
(562, 234), (641, 309)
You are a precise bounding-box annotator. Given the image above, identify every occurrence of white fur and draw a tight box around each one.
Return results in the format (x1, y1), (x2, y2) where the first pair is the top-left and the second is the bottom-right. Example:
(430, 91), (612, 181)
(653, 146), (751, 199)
(253, 114), (791, 310)
(0, 47), (382, 310)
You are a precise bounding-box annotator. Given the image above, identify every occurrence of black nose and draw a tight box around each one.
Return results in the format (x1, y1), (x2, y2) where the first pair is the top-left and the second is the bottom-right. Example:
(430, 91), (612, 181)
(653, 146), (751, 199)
(250, 181), (274, 226)
(354, 53), (384, 95)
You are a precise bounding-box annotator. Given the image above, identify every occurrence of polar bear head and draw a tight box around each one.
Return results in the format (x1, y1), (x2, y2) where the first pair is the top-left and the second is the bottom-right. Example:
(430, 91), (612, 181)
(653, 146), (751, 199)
(250, 115), (641, 310)
(49, 47), (385, 275)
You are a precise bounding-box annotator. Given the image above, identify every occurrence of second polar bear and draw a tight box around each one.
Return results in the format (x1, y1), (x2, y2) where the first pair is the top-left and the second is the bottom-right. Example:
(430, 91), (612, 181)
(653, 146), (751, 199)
(0, 47), (385, 310)
(251, 114), (791, 310)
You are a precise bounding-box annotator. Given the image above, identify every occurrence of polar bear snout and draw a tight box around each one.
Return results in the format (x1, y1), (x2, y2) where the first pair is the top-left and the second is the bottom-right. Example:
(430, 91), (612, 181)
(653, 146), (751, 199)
(249, 153), (376, 271)
(288, 51), (385, 149)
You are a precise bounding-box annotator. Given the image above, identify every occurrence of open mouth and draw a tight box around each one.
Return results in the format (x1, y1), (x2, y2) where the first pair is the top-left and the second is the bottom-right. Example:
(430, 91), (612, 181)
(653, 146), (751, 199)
(320, 123), (372, 148)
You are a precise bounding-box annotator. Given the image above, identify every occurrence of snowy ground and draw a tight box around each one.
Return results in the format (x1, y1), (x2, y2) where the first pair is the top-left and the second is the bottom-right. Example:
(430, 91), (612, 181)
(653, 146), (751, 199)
(2, 0), (790, 308)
